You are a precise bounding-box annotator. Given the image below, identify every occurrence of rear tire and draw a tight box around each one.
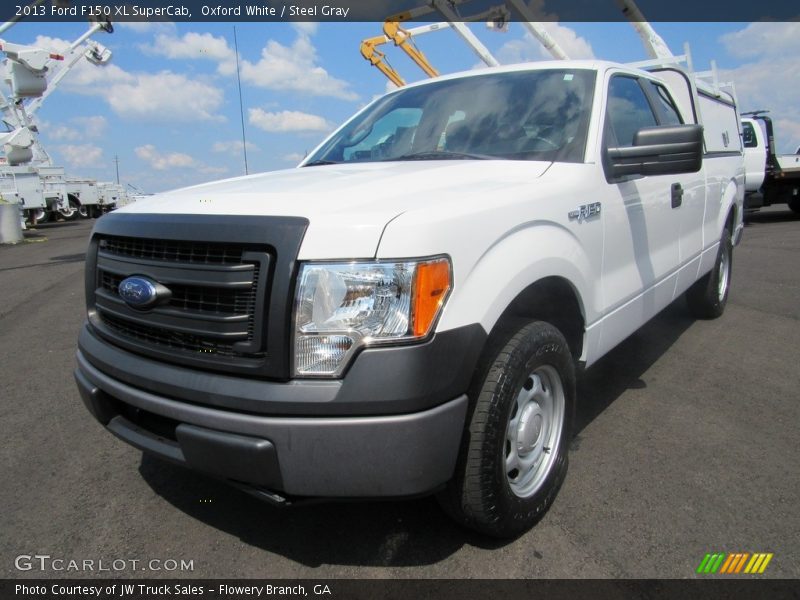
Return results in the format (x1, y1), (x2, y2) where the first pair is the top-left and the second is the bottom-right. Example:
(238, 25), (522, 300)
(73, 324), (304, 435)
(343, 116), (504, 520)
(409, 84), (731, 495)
(57, 197), (80, 221)
(28, 208), (48, 225)
(686, 224), (732, 319)
(439, 319), (575, 538)
(788, 197), (800, 214)
(31, 208), (50, 225)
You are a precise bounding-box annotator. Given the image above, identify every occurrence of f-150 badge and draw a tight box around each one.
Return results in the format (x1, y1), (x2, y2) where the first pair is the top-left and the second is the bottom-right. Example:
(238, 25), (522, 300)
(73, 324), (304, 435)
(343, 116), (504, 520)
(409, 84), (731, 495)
(568, 202), (601, 221)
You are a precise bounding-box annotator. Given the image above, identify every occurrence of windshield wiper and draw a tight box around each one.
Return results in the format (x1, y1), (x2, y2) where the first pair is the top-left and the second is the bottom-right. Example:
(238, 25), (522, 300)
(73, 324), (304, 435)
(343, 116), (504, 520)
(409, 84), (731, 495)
(387, 151), (492, 161)
(302, 159), (340, 167)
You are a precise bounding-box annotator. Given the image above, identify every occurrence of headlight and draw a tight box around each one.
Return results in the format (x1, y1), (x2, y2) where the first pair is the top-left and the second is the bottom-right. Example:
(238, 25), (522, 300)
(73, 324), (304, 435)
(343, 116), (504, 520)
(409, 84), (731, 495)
(293, 257), (451, 377)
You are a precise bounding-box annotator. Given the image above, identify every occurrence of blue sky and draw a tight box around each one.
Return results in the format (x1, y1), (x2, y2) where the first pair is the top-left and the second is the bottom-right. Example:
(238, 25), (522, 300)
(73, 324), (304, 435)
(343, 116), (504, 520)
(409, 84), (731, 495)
(6, 19), (800, 192)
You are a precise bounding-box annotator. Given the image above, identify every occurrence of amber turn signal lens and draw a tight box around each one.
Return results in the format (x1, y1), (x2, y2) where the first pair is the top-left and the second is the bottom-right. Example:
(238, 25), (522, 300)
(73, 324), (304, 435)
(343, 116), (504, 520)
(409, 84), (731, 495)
(412, 259), (451, 337)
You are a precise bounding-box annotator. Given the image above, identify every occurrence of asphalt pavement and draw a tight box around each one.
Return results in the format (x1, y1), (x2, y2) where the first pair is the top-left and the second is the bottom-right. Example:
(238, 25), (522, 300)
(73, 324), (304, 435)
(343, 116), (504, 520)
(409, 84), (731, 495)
(2, 208), (798, 579)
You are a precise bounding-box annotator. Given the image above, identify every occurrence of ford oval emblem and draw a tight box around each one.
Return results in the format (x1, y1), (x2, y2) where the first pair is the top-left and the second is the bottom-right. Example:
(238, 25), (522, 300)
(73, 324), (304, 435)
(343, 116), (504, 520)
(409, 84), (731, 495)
(118, 276), (162, 309)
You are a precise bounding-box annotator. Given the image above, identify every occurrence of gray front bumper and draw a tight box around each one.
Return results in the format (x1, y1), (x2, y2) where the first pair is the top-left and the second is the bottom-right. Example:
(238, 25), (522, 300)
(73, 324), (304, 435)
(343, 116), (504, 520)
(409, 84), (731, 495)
(75, 351), (468, 498)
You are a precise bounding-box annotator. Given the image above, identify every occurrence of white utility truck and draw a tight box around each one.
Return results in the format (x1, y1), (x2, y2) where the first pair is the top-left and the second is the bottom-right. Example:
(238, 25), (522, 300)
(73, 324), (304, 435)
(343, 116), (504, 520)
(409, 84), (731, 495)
(0, 17), (113, 224)
(741, 111), (800, 214)
(75, 60), (744, 537)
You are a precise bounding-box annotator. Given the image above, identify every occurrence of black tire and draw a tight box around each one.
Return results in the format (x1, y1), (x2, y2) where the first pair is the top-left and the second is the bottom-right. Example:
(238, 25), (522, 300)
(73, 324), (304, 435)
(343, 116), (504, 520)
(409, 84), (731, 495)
(686, 224), (733, 319)
(439, 319), (575, 538)
(788, 197), (800, 214)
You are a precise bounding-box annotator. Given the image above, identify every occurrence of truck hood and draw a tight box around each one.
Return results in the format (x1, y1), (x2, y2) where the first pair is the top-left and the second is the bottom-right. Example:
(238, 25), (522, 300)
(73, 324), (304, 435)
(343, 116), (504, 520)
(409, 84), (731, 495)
(119, 160), (552, 259)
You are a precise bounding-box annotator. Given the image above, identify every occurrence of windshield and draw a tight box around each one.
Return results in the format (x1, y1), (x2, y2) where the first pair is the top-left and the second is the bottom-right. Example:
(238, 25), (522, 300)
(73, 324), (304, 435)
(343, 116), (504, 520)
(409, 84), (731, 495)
(306, 69), (596, 165)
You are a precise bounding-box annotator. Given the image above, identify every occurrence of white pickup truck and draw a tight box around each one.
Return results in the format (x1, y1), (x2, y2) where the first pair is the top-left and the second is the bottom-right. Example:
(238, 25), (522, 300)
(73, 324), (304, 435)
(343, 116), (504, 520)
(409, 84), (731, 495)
(742, 111), (800, 213)
(75, 60), (744, 537)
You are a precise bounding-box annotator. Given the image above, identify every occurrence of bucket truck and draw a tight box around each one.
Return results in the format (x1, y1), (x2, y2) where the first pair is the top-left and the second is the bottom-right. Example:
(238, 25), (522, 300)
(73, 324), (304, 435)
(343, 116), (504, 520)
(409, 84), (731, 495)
(0, 16), (113, 224)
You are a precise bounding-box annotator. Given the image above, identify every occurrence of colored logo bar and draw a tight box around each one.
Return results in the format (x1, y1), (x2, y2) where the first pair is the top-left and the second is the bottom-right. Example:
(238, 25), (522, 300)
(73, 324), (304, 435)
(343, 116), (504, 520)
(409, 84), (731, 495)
(696, 552), (773, 574)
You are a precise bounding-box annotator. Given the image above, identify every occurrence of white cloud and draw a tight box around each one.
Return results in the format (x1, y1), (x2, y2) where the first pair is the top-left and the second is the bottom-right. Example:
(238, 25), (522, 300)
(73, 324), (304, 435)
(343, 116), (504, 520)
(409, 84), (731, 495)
(722, 59), (800, 153)
(134, 145), (232, 179)
(135, 145), (196, 170)
(212, 140), (259, 153)
(248, 109), (332, 133)
(721, 22), (800, 59)
(57, 144), (104, 168)
(496, 23), (595, 64)
(150, 31), (237, 76)
(719, 23), (800, 154)
(104, 71), (223, 121)
(292, 23), (319, 36)
(54, 61), (134, 88)
(283, 152), (306, 162)
(45, 116), (107, 142)
(141, 26), (355, 101)
(48, 124), (81, 142)
(72, 116), (108, 139)
(32, 35), (72, 54)
(33, 35), (223, 122)
(240, 29), (357, 100)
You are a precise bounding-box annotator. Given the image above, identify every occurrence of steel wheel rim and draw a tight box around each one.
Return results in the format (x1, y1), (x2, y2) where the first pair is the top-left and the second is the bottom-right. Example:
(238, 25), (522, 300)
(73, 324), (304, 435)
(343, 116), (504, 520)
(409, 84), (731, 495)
(717, 245), (730, 302)
(505, 364), (565, 498)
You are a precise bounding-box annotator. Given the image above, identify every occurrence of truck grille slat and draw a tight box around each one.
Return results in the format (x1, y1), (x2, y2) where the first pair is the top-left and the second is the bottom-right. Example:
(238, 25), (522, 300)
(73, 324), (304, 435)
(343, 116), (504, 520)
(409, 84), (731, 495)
(99, 236), (245, 264)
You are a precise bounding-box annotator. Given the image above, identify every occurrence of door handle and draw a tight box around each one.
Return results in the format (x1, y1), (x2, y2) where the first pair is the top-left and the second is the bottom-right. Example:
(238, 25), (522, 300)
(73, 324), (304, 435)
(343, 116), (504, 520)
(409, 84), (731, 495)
(671, 183), (683, 208)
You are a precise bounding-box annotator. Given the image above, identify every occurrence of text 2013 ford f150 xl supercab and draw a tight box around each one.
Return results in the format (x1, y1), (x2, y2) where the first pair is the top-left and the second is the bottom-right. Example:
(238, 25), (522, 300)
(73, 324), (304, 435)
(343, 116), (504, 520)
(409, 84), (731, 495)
(75, 61), (744, 537)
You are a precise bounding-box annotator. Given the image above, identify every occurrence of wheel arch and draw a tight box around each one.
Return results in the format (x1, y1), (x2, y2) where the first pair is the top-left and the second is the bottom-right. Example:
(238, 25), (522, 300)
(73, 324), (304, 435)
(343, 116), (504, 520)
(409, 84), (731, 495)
(492, 276), (586, 361)
(721, 174), (744, 243)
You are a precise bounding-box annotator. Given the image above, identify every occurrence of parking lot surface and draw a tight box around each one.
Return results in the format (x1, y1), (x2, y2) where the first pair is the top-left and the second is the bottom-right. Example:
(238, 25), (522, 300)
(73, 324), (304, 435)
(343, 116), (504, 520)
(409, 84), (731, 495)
(2, 208), (798, 579)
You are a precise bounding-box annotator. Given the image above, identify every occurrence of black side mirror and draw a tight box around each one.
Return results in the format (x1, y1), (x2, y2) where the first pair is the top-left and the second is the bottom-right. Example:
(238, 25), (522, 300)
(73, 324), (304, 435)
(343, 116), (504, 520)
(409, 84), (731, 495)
(608, 124), (703, 178)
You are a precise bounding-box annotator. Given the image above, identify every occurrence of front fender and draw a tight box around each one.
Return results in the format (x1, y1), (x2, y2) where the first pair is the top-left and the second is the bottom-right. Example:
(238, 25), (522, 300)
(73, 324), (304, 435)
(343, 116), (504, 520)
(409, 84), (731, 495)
(437, 222), (597, 338)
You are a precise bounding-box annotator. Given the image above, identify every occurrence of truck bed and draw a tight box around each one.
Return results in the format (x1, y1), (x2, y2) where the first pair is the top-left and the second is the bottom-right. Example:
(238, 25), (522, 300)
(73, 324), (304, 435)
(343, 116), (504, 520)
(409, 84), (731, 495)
(776, 154), (800, 178)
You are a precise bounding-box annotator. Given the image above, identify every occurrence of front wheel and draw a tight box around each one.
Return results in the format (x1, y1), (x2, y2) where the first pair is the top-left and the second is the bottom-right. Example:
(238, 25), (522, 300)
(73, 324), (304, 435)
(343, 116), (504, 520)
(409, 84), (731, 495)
(439, 320), (575, 538)
(686, 224), (732, 319)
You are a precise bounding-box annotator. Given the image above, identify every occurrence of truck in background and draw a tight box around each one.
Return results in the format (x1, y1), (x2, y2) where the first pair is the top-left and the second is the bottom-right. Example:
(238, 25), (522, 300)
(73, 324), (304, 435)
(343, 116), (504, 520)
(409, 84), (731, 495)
(741, 111), (800, 214)
(0, 16), (119, 226)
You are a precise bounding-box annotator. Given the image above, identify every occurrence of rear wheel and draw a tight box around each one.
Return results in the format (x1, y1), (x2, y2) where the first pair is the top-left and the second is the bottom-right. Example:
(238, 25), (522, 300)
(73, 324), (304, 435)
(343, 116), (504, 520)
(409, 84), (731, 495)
(57, 197), (80, 221)
(686, 223), (732, 319)
(439, 319), (575, 538)
(28, 208), (48, 225)
(789, 197), (800, 214)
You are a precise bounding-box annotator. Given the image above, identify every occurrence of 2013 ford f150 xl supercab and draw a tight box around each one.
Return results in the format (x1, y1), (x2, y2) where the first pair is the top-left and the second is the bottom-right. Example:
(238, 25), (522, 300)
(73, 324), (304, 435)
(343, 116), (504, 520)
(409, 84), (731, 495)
(75, 60), (745, 537)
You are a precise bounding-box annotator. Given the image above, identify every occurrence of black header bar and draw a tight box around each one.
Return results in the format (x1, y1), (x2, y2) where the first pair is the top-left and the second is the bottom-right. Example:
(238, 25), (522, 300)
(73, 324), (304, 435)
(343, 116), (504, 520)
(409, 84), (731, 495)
(2, 0), (798, 23)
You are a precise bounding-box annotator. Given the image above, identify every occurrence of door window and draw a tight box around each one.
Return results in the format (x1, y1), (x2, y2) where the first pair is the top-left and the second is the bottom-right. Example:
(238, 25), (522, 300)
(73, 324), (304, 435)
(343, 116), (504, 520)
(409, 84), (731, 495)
(606, 76), (658, 147)
(648, 82), (683, 126)
(741, 121), (758, 148)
